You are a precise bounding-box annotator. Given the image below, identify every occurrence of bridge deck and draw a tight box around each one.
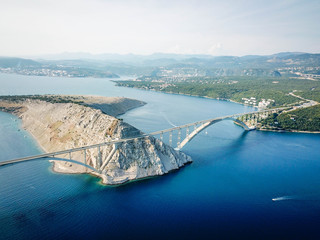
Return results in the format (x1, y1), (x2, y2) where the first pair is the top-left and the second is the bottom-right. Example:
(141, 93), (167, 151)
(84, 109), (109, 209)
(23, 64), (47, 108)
(0, 107), (290, 168)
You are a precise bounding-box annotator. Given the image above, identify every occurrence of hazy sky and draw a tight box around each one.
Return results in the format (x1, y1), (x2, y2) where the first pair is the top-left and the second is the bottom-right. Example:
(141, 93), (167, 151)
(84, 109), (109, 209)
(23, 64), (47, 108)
(1, 0), (319, 56)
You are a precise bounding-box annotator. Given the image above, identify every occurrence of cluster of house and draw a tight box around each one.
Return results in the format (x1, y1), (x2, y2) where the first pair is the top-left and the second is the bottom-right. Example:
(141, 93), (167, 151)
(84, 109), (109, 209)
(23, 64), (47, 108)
(156, 67), (206, 81)
(0, 67), (77, 77)
(242, 97), (257, 106)
(242, 97), (275, 109)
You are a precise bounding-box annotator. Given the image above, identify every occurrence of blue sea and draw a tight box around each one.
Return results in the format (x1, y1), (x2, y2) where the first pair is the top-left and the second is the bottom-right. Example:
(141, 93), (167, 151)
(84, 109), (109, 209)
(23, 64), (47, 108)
(0, 73), (320, 239)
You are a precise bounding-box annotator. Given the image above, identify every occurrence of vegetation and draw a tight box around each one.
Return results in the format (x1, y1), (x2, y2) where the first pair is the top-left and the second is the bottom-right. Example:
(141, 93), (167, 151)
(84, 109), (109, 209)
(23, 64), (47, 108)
(298, 90), (320, 102)
(116, 76), (320, 132)
(116, 76), (320, 107)
(2, 52), (320, 132)
(260, 105), (320, 131)
(0, 95), (85, 105)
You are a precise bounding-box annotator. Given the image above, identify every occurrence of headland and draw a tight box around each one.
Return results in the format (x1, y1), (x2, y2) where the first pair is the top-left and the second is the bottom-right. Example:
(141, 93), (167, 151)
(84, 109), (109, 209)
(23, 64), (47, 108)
(0, 95), (192, 185)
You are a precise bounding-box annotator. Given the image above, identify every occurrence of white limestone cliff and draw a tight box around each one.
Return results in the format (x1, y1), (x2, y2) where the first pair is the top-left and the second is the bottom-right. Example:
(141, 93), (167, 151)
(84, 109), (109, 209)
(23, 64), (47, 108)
(0, 96), (192, 185)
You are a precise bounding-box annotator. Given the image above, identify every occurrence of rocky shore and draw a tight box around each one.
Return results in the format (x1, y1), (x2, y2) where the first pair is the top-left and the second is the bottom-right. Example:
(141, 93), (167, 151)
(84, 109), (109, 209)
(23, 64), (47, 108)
(0, 95), (192, 185)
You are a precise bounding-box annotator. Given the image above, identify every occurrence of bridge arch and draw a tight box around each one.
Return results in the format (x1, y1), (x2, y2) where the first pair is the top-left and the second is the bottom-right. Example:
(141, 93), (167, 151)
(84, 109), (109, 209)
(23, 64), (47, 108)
(232, 118), (250, 131)
(49, 157), (99, 172)
(0, 107), (291, 170)
(176, 117), (250, 150)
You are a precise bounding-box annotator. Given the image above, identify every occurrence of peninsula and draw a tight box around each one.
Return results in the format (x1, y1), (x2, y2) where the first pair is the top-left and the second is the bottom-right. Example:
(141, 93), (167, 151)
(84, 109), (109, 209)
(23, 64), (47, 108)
(0, 95), (192, 185)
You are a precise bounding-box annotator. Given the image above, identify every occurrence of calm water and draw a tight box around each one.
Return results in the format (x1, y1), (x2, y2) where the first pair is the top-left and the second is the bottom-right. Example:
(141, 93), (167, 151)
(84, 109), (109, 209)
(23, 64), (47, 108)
(0, 73), (320, 239)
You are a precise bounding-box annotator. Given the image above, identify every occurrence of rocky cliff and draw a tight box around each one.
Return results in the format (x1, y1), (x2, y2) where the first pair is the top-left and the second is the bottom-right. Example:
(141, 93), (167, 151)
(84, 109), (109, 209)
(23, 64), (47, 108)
(0, 96), (192, 185)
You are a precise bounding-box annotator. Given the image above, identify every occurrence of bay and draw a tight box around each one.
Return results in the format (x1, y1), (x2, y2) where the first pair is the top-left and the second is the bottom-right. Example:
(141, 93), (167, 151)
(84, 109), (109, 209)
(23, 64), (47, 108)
(0, 73), (320, 239)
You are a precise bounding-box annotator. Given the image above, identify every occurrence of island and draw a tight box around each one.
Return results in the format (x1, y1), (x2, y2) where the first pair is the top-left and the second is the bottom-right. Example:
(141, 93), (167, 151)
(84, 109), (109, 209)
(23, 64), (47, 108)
(0, 95), (192, 185)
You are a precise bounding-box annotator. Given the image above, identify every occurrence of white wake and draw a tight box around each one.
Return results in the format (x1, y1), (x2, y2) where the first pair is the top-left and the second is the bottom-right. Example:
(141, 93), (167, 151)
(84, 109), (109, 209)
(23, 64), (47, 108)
(161, 111), (178, 127)
(272, 196), (295, 201)
(272, 194), (320, 202)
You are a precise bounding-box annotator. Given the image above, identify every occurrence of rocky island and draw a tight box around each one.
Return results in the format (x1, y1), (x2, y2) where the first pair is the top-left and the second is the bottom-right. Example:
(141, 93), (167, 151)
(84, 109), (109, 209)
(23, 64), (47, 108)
(0, 95), (192, 185)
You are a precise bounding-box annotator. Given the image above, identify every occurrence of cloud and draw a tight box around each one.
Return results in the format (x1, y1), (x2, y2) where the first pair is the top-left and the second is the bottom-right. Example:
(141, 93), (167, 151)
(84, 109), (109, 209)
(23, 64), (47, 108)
(0, 0), (319, 56)
(166, 45), (182, 54)
(208, 43), (223, 55)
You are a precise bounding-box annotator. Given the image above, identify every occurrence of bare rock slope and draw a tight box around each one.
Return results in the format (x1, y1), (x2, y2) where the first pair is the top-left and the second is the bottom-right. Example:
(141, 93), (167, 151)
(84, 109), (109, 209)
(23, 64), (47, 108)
(0, 96), (192, 185)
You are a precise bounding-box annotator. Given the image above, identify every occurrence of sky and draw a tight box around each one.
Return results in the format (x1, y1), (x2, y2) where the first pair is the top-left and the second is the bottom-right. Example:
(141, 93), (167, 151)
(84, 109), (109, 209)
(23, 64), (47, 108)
(0, 0), (320, 57)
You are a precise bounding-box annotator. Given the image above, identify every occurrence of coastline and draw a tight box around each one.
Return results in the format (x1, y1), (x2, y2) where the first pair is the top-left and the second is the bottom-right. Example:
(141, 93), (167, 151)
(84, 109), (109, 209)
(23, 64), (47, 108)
(98, 160), (193, 187)
(258, 128), (320, 134)
(116, 85), (320, 134)
(0, 95), (192, 185)
(114, 84), (259, 109)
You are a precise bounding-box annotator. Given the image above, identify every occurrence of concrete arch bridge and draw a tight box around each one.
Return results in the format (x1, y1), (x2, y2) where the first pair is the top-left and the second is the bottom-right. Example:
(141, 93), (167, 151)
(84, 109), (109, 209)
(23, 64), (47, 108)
(0, 107), (289, 171)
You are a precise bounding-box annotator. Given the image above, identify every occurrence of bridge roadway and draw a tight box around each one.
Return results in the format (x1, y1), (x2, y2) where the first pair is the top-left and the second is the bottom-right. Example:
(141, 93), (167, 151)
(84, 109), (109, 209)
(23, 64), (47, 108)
(0, 134), (150, 168)
(149, 106), (289, 136)
(0, 107), (290, 168)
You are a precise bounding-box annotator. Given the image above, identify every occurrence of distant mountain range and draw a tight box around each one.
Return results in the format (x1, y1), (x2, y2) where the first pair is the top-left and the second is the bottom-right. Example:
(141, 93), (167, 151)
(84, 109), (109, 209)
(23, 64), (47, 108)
(0, 57), (41, 68)
(34, 51), (320, 69)
(1, 52), (319, 78)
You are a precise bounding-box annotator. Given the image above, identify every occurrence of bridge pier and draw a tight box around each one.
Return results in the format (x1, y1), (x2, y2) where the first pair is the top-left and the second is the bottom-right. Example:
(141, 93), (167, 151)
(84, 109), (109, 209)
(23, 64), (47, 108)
(99, 143), (117, 171)
(1, 107), (291, 170)
(83, 149), (88, 170)
(96, 146), (102, 169)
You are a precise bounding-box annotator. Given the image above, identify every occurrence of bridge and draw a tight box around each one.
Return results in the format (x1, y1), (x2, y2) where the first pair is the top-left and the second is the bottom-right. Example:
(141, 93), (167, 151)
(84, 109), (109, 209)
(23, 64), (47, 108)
(0, 107), (289, 171)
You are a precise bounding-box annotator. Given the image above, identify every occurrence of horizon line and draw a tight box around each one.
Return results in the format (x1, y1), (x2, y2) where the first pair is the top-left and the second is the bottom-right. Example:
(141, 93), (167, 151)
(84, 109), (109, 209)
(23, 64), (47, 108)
(1, 51), (320, 60)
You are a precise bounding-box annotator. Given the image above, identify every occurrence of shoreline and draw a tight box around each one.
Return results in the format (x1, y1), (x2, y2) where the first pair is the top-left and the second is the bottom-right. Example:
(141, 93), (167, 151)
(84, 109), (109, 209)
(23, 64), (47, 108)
(115, 85), (320, 134)
(95, 160), (193, 187)
(49, 142), (193, 186)
(50, 161), (102, 183)
(114, 84), (259, 109)
(258, 128), (320, 134)
(0, 70), (120, 79)
(0, 95), (192, 185)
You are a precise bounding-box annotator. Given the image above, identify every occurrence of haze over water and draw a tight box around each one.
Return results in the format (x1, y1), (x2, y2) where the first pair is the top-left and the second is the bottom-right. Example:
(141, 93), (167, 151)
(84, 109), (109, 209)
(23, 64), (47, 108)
(1, 73), (320, 239)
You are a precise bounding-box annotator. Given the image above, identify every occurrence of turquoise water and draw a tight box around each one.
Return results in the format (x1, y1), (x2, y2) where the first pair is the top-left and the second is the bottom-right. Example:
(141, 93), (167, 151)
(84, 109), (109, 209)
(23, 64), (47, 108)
(0, 73), (320, 239)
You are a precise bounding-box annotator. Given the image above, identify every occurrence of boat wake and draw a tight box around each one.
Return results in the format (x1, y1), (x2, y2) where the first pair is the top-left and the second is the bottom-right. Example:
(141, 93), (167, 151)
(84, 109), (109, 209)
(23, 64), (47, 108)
(272, 194), (320, 202)
(272, 196), (295, 201)
(161, 112), (178, 127)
